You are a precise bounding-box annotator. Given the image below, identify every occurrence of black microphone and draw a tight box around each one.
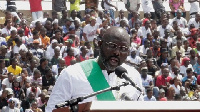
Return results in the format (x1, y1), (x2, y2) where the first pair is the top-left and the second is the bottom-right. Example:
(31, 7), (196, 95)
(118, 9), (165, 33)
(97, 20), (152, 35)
(115, 66), (142, 92)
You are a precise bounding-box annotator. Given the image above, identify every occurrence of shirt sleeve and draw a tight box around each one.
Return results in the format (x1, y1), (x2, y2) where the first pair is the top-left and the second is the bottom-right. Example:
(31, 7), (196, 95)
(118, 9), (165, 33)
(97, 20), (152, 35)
(156, 76), (162, 87)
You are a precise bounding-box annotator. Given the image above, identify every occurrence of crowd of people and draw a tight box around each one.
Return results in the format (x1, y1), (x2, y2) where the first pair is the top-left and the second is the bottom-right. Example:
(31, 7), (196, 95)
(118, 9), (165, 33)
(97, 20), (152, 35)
(0, 0), (200, 112)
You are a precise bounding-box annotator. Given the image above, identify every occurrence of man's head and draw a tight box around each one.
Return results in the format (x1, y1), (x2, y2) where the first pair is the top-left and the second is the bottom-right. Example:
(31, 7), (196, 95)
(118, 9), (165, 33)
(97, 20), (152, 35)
(119, 10), (125, 18)
(40, 58), (48, 68)
(144, 40), (150, 48)
(176, 9), (182, 19)
(30, 59), (37, 68)
(161, 48), (168, 59)
(141, 67), (148, 77)
(35, 21), (42, 29)
(144, 20), (151, 28)
(45, 20), (52, 30)
(146, 88), (153, 99)
(195, 12), (200, 21)
(190, 49), (196, 58)
(59, 58), (66, 67)
(176, 40), (182, 48)
(186, 68), (193, 78)
(51, 39), (58, 49)
(90, 16), (96, 26)
(80, 46), (89, 55)
(8, 73), (14, 82)
(28, 92), (36, 101)
(71, 10), (77, 18)
(40, 27), (47, 37)
(33, 69), (41, 79)
(8, 98), (15, 109)
(33, 39), (40, 49)
(130, 47), (136, 58)
(62, 10), (68, 18)
(172, 66), (180, 75)
(162, 18), (169, 28)
(54, 47), (60, 57)
(67, 48), (75, 57)
(162, 68), (169, 78)
(164, 29), (170, 37)
(98, 27), (130, 72)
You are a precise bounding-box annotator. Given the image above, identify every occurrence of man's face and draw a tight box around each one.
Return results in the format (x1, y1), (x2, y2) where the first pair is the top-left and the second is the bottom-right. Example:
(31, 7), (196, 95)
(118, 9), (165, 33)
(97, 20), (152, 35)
(99, 38), (129, 71)
(177, 12), (182, 18)
(162, 68), (169, 78)
(145, 21), (151, 28)
(91, 19), (96, 26)
(72, 10), (77, 17)
(55, 32), (61, 38)
(141, 69), (148, 76)
(42, 60), (48, 67)
(9, 101), (15, 109)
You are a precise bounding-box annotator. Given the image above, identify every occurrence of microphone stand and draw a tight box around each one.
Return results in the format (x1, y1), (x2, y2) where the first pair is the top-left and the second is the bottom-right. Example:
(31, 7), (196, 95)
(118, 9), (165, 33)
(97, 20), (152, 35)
(55, 82), (129, 112)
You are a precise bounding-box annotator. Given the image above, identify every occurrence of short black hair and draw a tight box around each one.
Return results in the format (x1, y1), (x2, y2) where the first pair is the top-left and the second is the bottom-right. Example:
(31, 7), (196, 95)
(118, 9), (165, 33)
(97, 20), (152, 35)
(186, 68), (193, 74)
(146, 88), (153, 93)
(54, 30), (61, 34)
(40, 58), (48, 65)
(32, 30), (39, 36)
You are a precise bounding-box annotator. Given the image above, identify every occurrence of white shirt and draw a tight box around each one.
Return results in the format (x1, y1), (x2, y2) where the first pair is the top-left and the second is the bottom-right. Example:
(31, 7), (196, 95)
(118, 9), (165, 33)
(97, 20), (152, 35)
(126, 55), (142, 65)
(115, 17), (128, 25)
(104, 0), (113, 10)
(46, 62), (143, 112)
(83, 24), (99, 42)
(143, 95), (156, 101)
(188, 18), (200, 29)
(123, 0), (141, 12)
(137, 45), (148, 56)
(13, 44), (28, 54)
(180, 64), (193, 77)
(169, 84), (181, 95)
(96, 17), (103, 24)
(45, 45), (60, 60)
(157, 25), (173, 37)
(190, 1), (199, 14)
(137, 26), (152, 38)
(141, 75), (153, 87)
(86, 47), (94, 57)
(171, 17), (187, 28)
(26, 87), (41, 98)
(169, 73), (183, 80)
(2, 78), (12, 89)
(52, 65), (59, 75)
(141, 0), (155, 12)
(1, 26), (17, 36)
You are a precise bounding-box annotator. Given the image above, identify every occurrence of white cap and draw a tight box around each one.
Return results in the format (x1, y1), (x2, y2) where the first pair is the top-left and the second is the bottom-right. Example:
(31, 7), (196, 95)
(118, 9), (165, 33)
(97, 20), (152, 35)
(51, 39), (58, 44)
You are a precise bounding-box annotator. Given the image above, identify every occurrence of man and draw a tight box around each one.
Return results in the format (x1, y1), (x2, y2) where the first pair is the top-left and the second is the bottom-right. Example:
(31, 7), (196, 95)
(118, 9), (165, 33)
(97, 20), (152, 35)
(29, 0), (43, 21)
(52, 0), (67, 19)
(171, 9), (187, 29)
(104, 0), (118, 19)
(29, 40), (44, 59)
(171, 40), (185, 58)
(141, 0), (155, 19)
(46, 27), (143, 111)
(115, 10), (128, 25)
(126, 47), (142, 67)
(188, 0), (200, 18)
(156, 68), (172, 91)
(157, 18), (173, 37)
(1, 98), (20, 112)
(188, 12), (200, 29)
(137, 20), (151, 39)
(123, 0), (140, 20)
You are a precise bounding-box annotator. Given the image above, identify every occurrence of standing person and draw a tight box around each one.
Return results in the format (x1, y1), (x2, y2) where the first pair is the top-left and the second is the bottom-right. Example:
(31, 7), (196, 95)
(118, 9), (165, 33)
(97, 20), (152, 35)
(46, 27), (143, 112)
(123, 0), (141, 20)
(52, 0), (67, 19)
(104, 0), (118, 19)
(69, 0), (85, 20)
(141, 0), (155, 19)
(29, 0), (43, 21)
(188, 0), (200, 18)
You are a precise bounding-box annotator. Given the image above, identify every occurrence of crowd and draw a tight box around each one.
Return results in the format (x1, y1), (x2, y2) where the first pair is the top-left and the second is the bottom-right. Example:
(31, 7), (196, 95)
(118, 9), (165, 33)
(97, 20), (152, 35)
(0, 0), (200, 111)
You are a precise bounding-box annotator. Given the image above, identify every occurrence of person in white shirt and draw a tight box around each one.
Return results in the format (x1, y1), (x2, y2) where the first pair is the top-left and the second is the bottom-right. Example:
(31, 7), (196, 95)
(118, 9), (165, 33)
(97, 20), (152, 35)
(171, 9), (188, 29)
(115, 10), (128, 25)
(26, 82), (41, 98)
(157, 18), (173, 37)
(83, 17), (99, 42)
(162, 29), (172, 48)
(45, 39), (59, 61)
(137, 20), (152, 39)
(1, 73), (14, 90)
(188, 12), (200, 29)
(96, 11), (104, 24)
(123, 0), (141, 20)
(126, 47), (142, 66)
(13, 37), (28, 55)
(1, 19), (17, 38)
(141, 0), (155, 19)
(170, 66), (183, 80)
(143, 88), (156, 101)
(46, 27), (143, 112)
(137, 39), (150, 57)
(180, 57), (194, 77)
(104, 0), (118, 19)
(188, 0), (200, 18)
(169, 77), (182, 95)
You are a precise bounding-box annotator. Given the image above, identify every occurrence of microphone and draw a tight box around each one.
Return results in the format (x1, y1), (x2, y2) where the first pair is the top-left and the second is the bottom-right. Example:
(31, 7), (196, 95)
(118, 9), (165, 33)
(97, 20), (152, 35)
(121, 93), (132, 101)
(115, 66), (142, 92)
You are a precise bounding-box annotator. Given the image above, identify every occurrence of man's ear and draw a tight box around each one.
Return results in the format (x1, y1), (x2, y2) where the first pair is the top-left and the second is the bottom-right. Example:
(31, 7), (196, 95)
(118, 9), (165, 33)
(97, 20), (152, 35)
(98, 40), (103, 47)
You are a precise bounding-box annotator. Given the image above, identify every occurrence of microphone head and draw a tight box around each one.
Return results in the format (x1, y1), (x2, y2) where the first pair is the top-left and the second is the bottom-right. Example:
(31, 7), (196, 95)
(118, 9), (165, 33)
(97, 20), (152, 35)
(115, 66), (127, 78)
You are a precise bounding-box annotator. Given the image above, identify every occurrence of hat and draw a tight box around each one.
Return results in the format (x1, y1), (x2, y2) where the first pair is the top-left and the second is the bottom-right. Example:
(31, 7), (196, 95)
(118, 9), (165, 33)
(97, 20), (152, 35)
(90, 16), (96, 21)
(1, 41), (7, 46)
(69, 26), (75, 31)
(5, 88), (13, 95)
(161, 63), (168, 67)
(0, 45), (7, 50)
(51, 39), (58, 44)
(141, 67), (148, 70)
(161, 48), (168, 53)
(130, 47), (136, 52)
(159, 89), (165, 93)
(65, 39), (73, 44)
(7, 98), (15, 103)
(33, 39), (40, 44)
(45, 95), (50, 98)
